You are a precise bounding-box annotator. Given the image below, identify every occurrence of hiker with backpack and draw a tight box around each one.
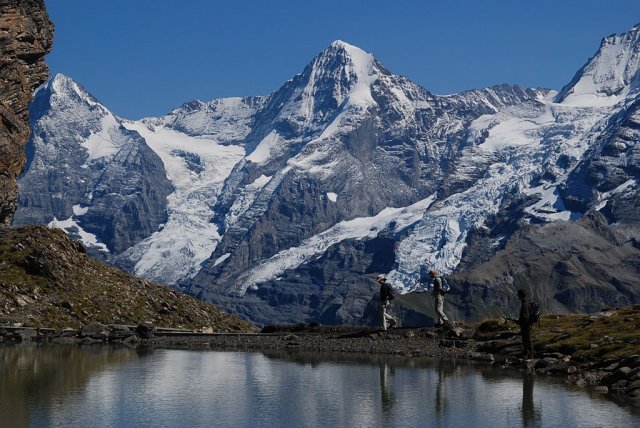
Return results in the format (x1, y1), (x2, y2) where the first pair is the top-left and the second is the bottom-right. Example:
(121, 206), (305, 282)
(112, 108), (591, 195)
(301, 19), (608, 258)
(377, 274), (397, 330)
(428, 269), (450, 327)
(516, 289), (539, 359)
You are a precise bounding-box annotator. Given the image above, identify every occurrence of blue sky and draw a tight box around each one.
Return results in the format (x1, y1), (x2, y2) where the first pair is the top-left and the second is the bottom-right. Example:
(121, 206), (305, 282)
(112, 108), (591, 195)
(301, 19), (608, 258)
(46, 0), (640, 119)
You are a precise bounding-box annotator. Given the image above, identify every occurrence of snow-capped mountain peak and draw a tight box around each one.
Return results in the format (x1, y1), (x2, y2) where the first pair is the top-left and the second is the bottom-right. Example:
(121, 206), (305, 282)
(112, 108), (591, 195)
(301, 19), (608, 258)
(556, 23), (640, 106)
(326, 40), (377, 79)
(17, 74), (174, 258)
(44, 74), (108, 114)
(241, 41), (383, 166)
(313, 40), (378, 107)
(32, 74), (125, 164)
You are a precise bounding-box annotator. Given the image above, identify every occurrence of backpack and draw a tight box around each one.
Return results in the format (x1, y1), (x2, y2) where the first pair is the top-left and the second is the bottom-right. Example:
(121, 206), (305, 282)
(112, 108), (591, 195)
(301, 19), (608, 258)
(386, 283), (395, 300)
(440, 277), (451, 294)
(528, 301), (541, 324)
(382, 282), (395, 301)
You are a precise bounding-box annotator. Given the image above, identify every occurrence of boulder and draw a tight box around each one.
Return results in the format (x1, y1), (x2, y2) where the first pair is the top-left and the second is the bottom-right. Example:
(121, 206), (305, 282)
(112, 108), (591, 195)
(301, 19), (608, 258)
(80, 323), (109, 339)
(135, 323), (156, 339)
(544, 362), (570, 375)
(109, 324), (132, 332)
(15, 328), (37, 342)
(56, 328), (79, 337)
(602, 366), (633, 386)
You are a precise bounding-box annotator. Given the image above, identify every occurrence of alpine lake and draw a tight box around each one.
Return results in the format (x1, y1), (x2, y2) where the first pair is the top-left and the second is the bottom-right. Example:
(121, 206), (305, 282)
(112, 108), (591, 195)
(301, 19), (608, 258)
(2, 344), (639, 428)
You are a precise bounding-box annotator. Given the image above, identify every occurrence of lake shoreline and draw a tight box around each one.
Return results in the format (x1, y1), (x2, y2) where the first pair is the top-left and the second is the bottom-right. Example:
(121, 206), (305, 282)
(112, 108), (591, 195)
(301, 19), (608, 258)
(149, 324), (640, 404)
(4, 320), (639, 405)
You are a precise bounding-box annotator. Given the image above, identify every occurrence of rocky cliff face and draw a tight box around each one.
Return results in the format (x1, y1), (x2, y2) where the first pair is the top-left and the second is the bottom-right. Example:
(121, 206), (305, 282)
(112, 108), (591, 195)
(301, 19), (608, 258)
(446, 211), (640, 320)
(0, 0), (53, 225)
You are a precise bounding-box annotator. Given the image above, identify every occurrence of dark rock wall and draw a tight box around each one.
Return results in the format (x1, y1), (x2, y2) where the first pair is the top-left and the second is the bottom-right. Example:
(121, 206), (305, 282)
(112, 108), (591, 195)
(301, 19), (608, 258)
(79, 136), (173, 254)
(561, 98), (640, 214)
(0, 0), (53, 224)
(193, 235), (399, 326)
(450, 211), (640, 320)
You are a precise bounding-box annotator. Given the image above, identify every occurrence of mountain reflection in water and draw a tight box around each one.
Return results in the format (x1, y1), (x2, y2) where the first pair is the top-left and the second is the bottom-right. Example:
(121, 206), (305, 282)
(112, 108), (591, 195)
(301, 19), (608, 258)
(0, 344), (144, 427)
(1, 345), (639, 428)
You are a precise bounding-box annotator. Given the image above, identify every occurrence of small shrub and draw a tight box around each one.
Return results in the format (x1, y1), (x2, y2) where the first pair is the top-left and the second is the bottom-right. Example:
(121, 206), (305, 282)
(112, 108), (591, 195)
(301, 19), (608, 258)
(477, 319), (504, 333)
(558, 343), (578, 355)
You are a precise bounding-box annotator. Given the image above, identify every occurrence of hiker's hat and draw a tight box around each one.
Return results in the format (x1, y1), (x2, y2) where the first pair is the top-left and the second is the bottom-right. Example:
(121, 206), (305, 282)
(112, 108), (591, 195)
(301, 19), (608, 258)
(376, 274), (386, 281)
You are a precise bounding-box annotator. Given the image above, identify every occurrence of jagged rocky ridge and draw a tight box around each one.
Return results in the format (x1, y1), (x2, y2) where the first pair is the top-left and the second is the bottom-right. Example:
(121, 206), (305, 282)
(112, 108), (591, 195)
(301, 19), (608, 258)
(15, 26), (640, 326)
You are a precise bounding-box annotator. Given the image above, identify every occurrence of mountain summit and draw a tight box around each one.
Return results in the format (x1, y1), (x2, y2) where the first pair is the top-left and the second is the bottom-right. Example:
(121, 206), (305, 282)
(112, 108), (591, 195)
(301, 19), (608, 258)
(556, 23), (640, 105)
(309, 40), (379, 108)
(15, 73), (173, 255)
(238, 40), (383, 164)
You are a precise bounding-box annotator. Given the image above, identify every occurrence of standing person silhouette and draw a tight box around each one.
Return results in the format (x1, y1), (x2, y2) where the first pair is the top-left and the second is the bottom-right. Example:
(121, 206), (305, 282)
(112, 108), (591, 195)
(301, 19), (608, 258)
(429, 269), (450, 327)
(377, 274), (397, 330)
(517, 289), (535, 359)
(521, 372), (541, 427)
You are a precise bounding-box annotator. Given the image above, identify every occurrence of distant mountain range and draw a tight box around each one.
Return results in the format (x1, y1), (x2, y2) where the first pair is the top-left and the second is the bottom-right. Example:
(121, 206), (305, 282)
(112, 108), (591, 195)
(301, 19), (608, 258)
(15, 24), (640, 326)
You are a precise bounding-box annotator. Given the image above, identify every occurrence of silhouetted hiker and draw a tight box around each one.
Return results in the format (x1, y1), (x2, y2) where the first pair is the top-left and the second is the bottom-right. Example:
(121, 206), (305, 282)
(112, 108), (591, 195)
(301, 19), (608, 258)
(428, 269), (450, 327)
(516, 289), (535, 359)
(379, 363), (395, 413)
(377, 274), (397, 330)
(521, 373), (540, 426)
(434, 364), (450, 415)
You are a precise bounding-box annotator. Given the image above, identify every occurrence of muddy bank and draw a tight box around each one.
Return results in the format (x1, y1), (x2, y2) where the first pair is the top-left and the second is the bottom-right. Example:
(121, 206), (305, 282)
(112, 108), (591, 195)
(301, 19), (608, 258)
(151, 325), (476, 359)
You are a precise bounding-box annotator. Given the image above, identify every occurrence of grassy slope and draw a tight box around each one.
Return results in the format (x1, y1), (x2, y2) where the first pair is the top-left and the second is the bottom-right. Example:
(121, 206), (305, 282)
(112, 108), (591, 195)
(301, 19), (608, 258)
(0, 225), (257, 331)
(476, 306), (640, 361)
(534, 306), (640, 360)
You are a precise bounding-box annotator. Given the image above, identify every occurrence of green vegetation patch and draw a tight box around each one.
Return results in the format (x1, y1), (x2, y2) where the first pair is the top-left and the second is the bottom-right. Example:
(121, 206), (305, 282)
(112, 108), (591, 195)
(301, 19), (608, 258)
(534, 307), (640, 360)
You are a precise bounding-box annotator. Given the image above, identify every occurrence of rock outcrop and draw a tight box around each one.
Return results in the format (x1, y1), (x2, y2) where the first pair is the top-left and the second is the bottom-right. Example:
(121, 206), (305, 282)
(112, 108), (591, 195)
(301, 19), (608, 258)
(0, 0), (53, 224)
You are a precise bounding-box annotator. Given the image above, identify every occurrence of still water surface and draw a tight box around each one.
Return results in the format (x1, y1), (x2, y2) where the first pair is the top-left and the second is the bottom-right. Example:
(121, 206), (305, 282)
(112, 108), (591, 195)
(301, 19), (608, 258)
(1, 344), (639, 427)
